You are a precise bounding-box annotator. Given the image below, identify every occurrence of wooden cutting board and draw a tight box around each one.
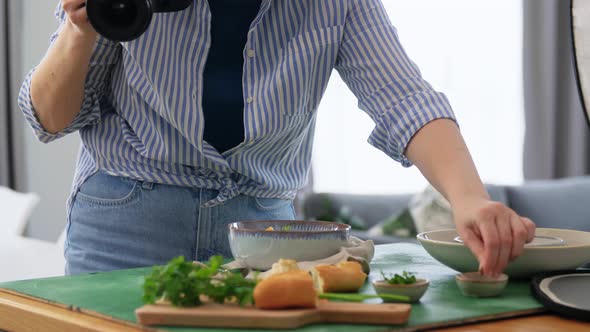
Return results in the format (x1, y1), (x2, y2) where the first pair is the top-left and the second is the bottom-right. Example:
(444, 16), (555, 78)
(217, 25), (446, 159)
(136, 301), (412, 329)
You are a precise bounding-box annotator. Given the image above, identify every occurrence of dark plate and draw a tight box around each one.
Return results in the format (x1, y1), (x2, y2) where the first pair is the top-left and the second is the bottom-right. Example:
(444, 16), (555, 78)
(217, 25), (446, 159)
(532, 270), (590, 321)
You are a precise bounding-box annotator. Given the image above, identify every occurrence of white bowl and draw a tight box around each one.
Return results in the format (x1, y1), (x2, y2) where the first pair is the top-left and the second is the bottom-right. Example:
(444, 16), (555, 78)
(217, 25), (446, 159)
(417, 228), (590, 278)
(228, 220), (350, 270)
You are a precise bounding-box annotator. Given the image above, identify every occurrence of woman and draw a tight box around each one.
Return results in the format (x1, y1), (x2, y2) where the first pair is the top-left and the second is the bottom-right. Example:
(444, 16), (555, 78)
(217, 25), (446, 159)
(20, 0), (535, 276)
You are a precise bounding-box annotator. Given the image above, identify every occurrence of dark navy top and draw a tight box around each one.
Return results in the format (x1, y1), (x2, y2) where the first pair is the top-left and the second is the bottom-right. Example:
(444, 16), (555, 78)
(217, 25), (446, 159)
(202, 0), (262, 153)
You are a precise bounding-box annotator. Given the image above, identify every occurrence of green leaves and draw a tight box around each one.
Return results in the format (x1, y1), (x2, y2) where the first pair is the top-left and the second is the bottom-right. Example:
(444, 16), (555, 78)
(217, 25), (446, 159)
(381, 270), (417, 285)
(142, 256), (257, 307)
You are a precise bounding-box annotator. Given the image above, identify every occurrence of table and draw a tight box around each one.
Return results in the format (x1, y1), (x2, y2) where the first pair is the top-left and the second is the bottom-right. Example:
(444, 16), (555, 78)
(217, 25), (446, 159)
(1, 243), (589, 332)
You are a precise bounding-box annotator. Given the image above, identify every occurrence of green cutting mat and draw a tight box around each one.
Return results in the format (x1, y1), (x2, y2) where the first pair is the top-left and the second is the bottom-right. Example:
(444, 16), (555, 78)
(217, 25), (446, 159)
(0, 243), (543, 331)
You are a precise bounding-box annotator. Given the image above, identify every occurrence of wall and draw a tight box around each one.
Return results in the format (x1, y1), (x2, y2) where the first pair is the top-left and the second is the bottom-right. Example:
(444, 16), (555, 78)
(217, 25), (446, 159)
(16, 0), (80, 241)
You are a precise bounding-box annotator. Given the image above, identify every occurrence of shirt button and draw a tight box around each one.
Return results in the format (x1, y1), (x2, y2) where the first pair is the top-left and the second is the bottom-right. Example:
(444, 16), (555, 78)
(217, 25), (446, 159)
(192, 92), (197, 100)
(247, 49), (255, 58)
(246, 96), (254, 104)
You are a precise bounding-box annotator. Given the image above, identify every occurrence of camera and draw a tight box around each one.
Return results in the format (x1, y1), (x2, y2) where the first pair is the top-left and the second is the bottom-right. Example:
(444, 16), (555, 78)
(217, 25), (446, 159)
(86, 0), (192, 42)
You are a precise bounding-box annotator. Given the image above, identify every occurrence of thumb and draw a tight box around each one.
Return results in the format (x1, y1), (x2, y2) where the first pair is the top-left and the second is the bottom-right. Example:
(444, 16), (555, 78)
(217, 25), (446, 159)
(521, 217), (536, 243)
(460, 227), (485, 269)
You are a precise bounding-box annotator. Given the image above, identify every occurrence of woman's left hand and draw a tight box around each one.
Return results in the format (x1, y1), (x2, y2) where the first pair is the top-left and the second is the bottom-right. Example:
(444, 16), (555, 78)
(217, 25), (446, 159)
(452, 196), (536, 277)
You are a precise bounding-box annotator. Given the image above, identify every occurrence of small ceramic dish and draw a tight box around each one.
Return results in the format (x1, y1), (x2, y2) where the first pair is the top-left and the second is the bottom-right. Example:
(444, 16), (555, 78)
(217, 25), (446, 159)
(372, 279), (430, 303)
(455, 272), (509, 297)
(228, 220), (350, 270)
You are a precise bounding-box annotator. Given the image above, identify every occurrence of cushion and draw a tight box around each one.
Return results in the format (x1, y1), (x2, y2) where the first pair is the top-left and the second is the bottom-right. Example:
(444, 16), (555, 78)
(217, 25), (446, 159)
(507, 176), (590, 231)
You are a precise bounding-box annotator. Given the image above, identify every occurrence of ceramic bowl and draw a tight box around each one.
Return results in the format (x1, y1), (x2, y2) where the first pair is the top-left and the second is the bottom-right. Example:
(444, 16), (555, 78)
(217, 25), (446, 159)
(372, 279), (430, 303)
(455, 272), (508, 297)
(417, 228), (590, 278)
(228, 220), (350, 270)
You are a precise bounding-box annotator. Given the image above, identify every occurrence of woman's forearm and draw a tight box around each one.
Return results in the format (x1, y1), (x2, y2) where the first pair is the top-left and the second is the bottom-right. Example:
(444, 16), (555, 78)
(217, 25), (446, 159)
(404, 119), (489, 206)
(30, 20), (97, 134)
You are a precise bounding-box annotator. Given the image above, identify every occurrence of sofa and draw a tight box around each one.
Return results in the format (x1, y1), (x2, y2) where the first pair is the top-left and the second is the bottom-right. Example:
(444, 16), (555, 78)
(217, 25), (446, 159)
(303, 176), (590, 244)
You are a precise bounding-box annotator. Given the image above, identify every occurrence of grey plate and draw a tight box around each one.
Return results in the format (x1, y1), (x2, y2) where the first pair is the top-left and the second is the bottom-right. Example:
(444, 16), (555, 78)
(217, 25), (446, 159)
(540, 274), (590, 311)
(532, 271), (590, 321)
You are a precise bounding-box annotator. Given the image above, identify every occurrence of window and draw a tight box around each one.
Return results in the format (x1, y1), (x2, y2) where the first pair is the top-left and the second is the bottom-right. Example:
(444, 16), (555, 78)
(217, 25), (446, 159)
(312, 0), (524, 194)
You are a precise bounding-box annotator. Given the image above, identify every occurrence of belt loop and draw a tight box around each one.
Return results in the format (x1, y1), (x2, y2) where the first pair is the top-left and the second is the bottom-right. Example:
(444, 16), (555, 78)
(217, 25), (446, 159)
(141, 181), (154, 190)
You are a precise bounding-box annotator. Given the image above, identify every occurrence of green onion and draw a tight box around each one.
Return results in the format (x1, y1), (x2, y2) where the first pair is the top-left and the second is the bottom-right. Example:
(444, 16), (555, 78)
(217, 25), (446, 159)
(319, 292), (410, 302)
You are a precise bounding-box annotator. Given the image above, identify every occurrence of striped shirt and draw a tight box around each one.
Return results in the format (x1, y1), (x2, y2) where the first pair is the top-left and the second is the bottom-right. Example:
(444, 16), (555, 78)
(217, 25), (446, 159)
(19, 0), (456, 212)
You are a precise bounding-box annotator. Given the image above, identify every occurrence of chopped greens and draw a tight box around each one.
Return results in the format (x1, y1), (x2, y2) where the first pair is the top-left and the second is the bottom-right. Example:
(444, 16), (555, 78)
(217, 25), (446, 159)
(381, 270), (417, 285)
(143, 255), (257, 307)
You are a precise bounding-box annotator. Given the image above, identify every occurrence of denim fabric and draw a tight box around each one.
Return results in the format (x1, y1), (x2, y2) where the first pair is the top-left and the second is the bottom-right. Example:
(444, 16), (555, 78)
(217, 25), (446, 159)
(65, 171), (295, 275)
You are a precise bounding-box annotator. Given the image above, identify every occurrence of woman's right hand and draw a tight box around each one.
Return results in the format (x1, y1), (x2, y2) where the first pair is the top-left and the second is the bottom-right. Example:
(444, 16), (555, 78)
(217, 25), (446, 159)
(62, 0), (97, 38)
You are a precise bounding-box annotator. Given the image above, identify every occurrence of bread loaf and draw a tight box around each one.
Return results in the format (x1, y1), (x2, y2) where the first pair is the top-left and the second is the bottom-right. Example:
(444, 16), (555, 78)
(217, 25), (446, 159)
(311, 261), (367, 293)
(253, 270), (317, 309)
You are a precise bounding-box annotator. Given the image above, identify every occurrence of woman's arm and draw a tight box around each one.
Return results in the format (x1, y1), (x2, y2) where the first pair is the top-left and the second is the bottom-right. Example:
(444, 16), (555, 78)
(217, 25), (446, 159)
(30, 0), (97, 134)
(405, 119), (536, 277)
(332, 0), (534, 276)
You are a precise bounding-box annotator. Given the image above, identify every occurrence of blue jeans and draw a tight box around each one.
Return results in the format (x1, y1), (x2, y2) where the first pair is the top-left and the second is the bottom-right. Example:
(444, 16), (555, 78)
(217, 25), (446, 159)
(65, 171), (296, 275)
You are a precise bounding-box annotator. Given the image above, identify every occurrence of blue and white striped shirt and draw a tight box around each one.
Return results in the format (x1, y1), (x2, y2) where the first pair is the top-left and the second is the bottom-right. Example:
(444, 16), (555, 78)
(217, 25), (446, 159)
(19, 0), (456, 211)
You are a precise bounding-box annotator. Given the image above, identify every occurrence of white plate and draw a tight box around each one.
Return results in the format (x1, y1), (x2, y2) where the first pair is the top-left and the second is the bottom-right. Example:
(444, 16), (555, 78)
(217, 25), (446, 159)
(417, 228), (590, 278)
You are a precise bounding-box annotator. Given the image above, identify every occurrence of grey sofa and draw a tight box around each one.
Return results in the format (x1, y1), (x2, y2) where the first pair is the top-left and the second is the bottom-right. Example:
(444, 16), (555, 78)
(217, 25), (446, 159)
(303, 176), (590, 244)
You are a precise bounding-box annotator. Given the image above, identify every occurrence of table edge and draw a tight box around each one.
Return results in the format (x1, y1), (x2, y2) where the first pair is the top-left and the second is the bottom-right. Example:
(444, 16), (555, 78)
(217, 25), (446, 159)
(0, 288), (158, 332)
(392, 308), (547, 332)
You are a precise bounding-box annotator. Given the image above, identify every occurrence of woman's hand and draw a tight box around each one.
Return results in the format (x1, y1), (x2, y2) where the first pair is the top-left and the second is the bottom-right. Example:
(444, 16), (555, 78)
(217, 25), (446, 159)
(62, 0), (97, 38)
(453, 196), (536, 277)
(404, 119), (536, 277)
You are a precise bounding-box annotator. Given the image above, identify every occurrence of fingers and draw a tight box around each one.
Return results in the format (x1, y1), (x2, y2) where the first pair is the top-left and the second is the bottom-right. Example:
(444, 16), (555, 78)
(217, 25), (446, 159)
(495, 213), (512, 277)
(63, 0), (89, 25)
(479, 214), (500, 277)
(509, 213), (527, 262)
(460, 226), (485, 265)
(521, 217), (536, 243)
(62, 0), (86, 12)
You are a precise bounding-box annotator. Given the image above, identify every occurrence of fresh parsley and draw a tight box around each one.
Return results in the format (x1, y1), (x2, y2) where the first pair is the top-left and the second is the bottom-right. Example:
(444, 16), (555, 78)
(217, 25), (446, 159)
(143, 255), (257, 307)
(381, 270), (417, 285)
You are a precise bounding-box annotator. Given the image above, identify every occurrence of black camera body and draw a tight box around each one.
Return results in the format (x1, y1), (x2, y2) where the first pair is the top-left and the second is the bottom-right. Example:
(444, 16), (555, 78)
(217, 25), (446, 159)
(86, 0), (192, 42)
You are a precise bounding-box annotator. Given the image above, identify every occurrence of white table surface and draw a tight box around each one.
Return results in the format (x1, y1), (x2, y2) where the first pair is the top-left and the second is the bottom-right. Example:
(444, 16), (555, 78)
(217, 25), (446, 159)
(0, 236), (65, 283)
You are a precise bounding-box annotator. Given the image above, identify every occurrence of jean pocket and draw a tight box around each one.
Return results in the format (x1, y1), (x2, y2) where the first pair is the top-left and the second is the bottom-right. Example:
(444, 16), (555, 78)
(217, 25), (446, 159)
(75, 171), (141, 206)
(249, 196), (294, 213)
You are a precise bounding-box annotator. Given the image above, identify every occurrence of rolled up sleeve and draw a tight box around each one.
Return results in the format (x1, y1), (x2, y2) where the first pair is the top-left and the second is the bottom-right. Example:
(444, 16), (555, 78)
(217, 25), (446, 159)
(335, 0), (457, 167)
(18, 3), (121, 143)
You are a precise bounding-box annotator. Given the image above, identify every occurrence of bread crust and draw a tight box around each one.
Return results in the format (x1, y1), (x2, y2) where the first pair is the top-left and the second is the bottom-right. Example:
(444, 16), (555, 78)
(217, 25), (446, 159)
(253, 270), (317, 309)
(311, 261), (367, 293)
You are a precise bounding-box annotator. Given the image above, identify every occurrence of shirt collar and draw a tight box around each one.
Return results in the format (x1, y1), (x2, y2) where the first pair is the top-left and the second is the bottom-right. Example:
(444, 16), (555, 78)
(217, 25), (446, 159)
(250, 0), (272, 30)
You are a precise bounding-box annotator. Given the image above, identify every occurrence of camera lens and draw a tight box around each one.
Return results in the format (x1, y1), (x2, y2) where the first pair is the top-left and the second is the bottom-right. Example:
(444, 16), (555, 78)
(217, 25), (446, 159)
(106, 0), (137, 27)
(87, 0), (153, 41)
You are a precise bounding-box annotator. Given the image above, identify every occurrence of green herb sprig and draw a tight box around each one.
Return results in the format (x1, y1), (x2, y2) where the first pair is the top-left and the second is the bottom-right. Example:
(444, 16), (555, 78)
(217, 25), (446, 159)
(143, 255), (257, 307)
(381, 270), (417, 285)
(319, 292), (410, 302)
